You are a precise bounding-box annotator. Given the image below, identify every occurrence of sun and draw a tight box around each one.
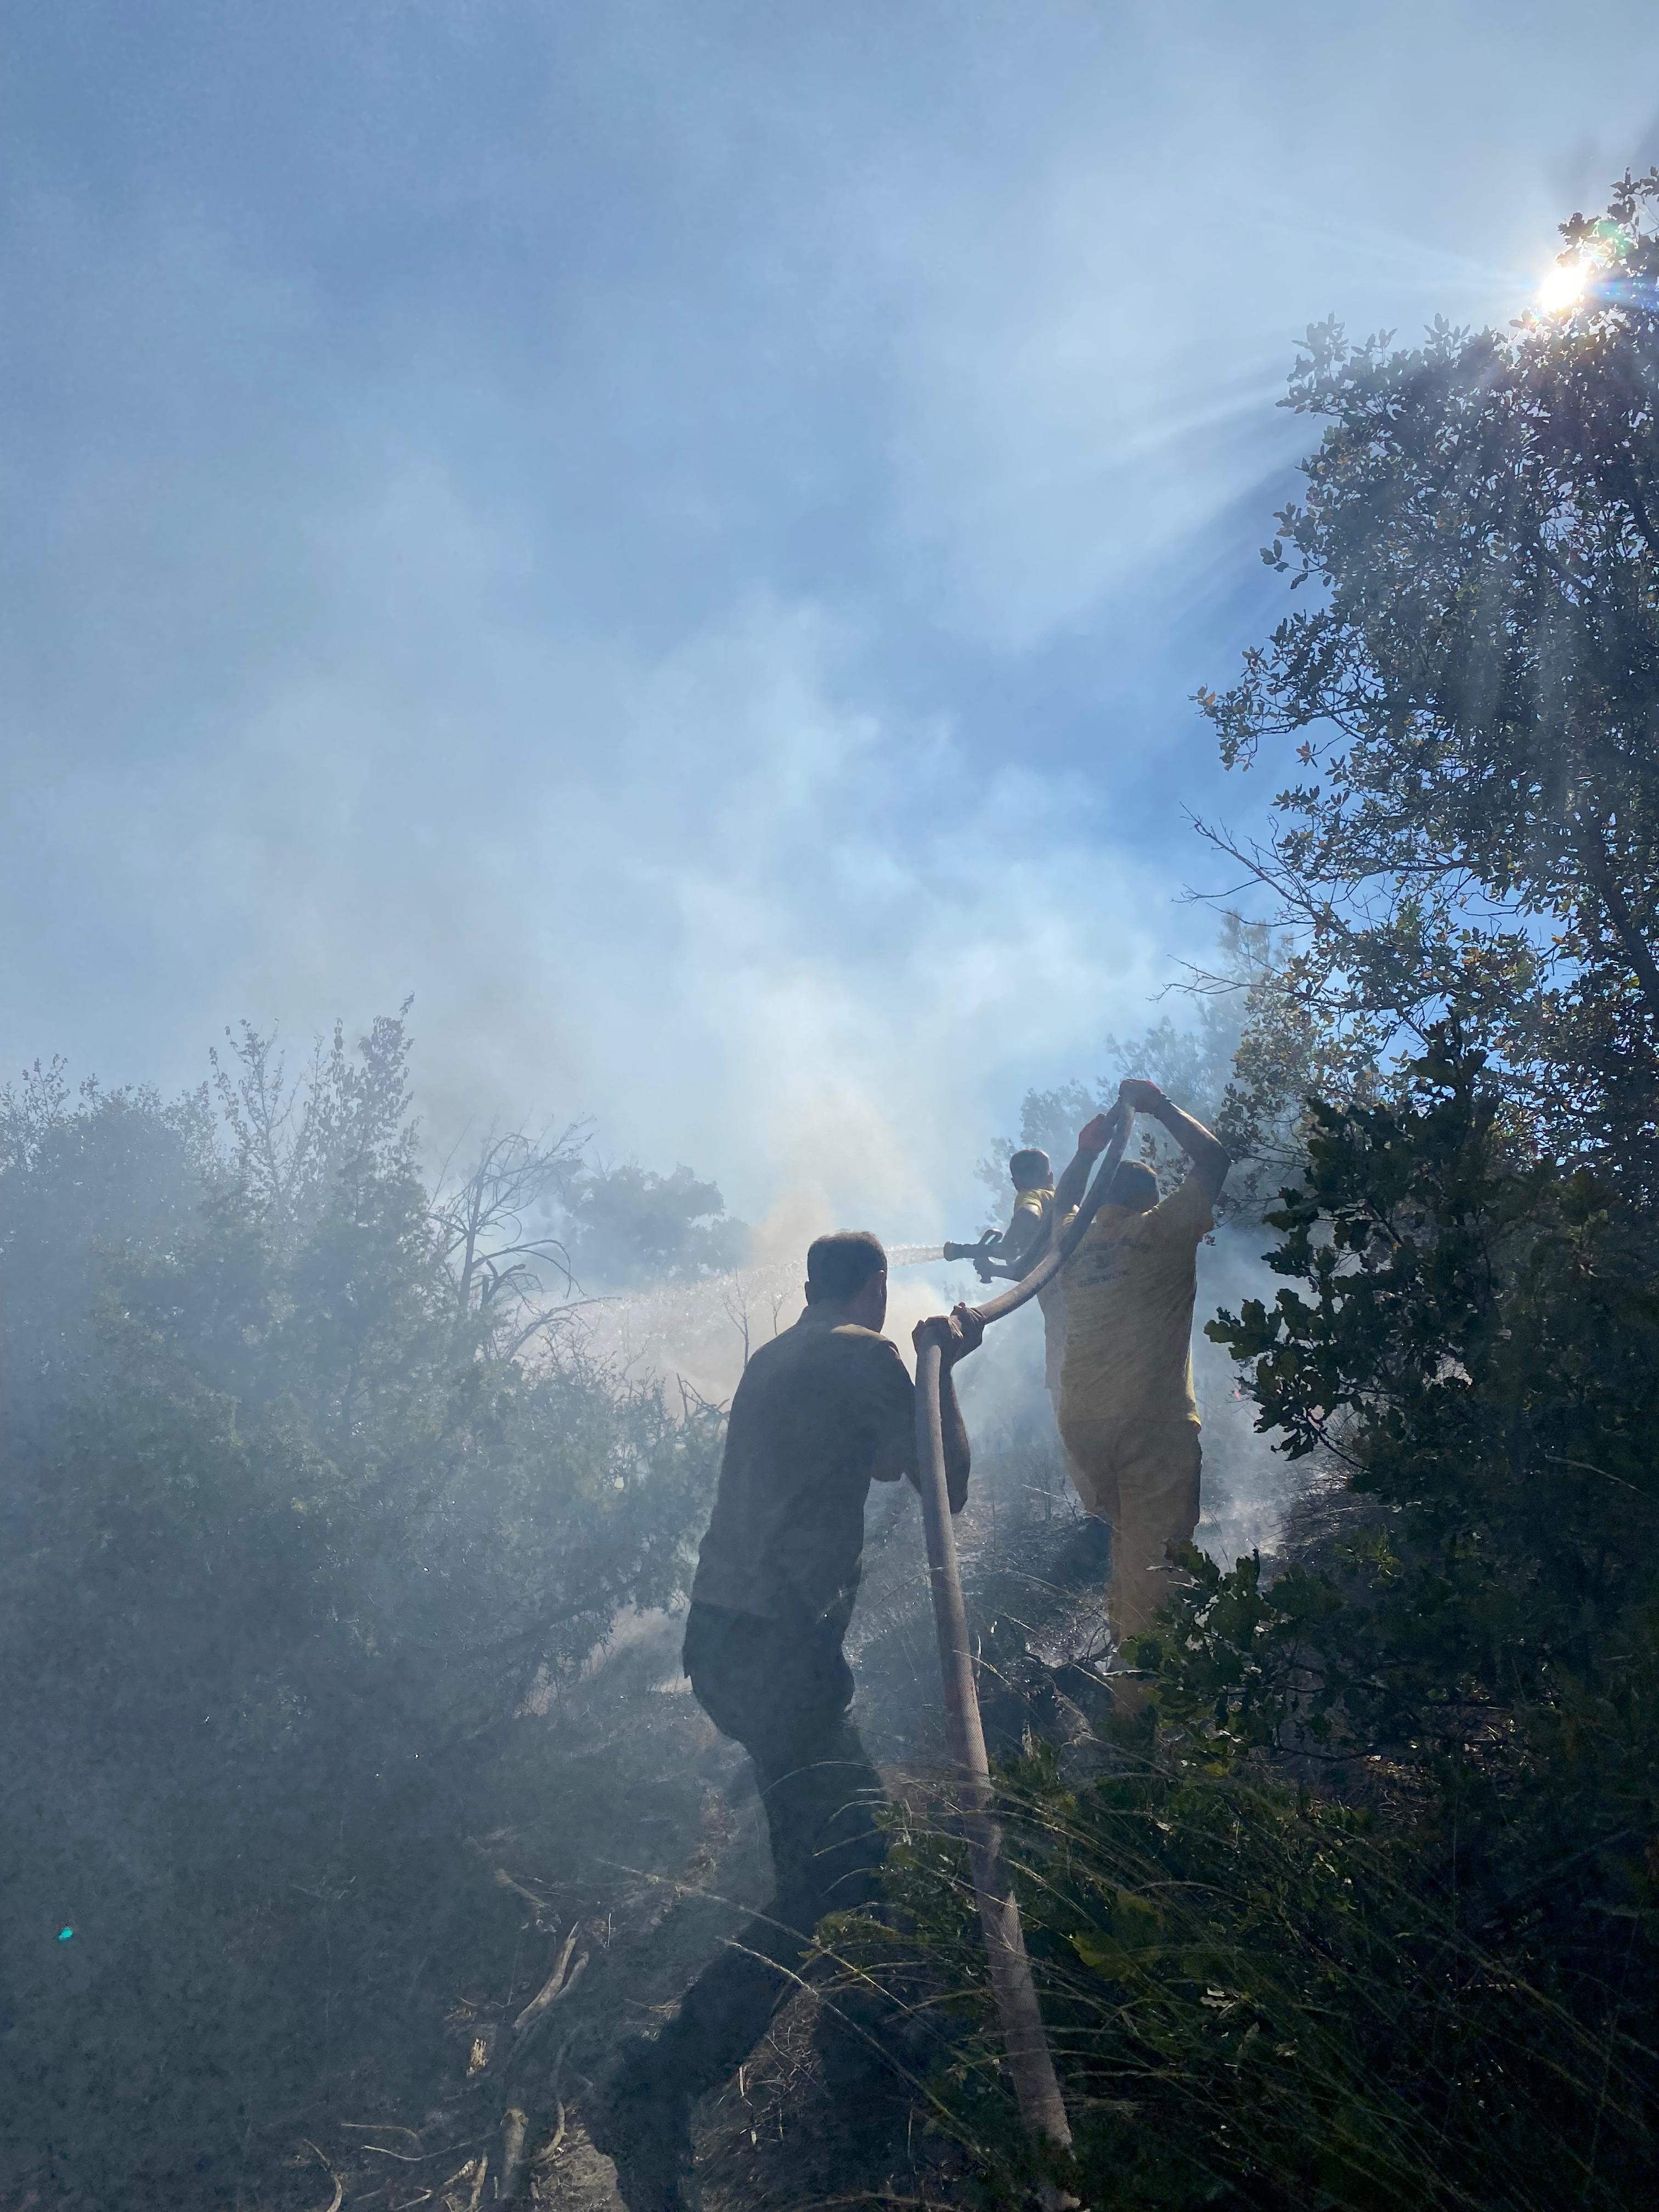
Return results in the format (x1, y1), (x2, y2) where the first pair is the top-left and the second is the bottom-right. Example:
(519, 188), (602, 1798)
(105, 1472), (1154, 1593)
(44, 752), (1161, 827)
(1538, 255), (1594, 315)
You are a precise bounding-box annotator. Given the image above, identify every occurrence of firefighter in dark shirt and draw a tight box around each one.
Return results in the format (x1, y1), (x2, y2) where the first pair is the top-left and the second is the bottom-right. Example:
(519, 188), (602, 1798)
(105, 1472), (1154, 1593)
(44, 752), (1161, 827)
(590, 1231), (981, 2210)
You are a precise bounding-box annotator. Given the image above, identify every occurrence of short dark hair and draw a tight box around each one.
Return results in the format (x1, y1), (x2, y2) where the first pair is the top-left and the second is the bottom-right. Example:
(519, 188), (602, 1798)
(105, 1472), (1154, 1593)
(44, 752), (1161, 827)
(1105, 1159), (1159, 1211)
(806, 1230), (887, 1301)
(1009, 1147), (1052, 1189)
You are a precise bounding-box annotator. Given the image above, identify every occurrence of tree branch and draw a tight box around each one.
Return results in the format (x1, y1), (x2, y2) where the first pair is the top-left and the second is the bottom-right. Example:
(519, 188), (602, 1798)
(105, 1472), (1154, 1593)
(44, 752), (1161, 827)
(1572, 813), (1659, 1024)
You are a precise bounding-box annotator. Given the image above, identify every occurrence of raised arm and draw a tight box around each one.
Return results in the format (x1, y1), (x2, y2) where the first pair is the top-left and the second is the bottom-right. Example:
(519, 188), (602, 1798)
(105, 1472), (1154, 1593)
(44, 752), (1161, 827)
(1119, 1078), (1231, 1200)
(1052, 1099), (1131, 1218)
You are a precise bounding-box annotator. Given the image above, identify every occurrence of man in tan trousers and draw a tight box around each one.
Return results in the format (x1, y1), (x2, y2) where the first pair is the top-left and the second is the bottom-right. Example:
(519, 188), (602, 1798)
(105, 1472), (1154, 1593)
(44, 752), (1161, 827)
(1049, 1079), (1229, 1655)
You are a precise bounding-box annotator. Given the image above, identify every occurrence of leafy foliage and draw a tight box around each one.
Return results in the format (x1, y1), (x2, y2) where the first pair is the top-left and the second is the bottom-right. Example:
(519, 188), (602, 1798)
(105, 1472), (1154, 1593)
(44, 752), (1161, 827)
(853, 1743), (1655, 2212)
(560, 1158), (750, 1288)
(860, 1042), (1659, 2210)
(1198, 172), (1659, 1193)
(895, 176), (1659, 2211)
(0, 1014), (723, 2204)
(1156, 1035), (1659, 1850)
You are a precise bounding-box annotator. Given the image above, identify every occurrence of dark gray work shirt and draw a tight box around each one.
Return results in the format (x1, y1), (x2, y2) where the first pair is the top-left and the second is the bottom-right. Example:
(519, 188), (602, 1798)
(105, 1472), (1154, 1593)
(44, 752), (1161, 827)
(690, 1308), (917, 1639)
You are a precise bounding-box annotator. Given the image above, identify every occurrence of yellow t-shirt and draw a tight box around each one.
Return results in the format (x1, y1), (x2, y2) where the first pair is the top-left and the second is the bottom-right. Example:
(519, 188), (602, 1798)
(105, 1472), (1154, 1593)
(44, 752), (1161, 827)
(992, 1182), (1054, 1285)
(1009, 1183), (1054, 1235)
(1057, 1171), (1214, 1439)
(1037, 1269), (1067, 1400)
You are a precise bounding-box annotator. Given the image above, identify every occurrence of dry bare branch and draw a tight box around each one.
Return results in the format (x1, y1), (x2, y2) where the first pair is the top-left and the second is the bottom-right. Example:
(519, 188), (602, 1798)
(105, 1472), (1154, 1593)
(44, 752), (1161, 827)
(510, 1928), (587, 2040)
(496, 2109), (528, 2206)
(492, 1866), (558, 1928)
(298, 2140), (344, 2212)
(537, 2100), (567, 2164)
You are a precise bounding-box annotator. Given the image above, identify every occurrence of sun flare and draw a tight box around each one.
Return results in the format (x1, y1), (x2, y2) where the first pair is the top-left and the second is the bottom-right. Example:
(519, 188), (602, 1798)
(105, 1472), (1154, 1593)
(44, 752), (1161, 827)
(1538, 255), (1594, 314)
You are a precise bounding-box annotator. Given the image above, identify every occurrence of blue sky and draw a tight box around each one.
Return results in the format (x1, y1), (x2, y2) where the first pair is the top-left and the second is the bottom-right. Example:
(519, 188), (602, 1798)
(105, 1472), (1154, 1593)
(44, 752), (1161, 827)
(4, 2), (1657, 1240)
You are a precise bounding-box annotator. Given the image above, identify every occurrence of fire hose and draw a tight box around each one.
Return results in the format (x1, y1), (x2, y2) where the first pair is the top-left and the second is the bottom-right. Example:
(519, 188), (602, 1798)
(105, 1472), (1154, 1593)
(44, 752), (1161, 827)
(911, 1113), (1132, 2185)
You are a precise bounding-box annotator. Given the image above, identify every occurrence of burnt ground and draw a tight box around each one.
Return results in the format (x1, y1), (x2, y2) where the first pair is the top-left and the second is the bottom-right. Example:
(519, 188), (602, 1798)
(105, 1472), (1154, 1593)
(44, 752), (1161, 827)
(274, 1423), (1109, 2212)
(2, 1414), (1150, 2212)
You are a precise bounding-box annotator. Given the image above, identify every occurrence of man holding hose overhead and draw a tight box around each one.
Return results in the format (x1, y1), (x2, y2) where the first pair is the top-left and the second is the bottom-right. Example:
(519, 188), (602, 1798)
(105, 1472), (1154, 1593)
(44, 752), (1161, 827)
(590, 1232), (983, 2211)
(1049, 1079), (1229, 1664)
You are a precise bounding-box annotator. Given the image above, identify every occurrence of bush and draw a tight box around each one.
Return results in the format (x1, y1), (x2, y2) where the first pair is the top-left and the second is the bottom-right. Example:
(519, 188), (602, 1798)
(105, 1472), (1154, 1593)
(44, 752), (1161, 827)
(0, 1017), (722, 2205)
(857, 1040), (1658, 2210)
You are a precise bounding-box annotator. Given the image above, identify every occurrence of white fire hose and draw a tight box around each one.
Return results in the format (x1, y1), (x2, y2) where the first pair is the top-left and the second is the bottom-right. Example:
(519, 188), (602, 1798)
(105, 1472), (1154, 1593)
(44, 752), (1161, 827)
(911, 1115), (1132, 2194)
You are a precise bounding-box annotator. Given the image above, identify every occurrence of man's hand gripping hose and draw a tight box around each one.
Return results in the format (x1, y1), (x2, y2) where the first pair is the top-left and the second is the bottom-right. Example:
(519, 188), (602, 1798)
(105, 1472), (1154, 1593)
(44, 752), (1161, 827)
(911, 1113), (1133, 2208)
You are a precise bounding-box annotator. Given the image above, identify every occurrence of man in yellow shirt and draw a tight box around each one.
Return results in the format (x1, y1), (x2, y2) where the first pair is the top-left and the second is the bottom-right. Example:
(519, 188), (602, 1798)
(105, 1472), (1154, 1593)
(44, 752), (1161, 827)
(1050, 1079), (1229, 1655)
(948, 1146), (1057, 1286)
(946, 1149), (1077, 1477)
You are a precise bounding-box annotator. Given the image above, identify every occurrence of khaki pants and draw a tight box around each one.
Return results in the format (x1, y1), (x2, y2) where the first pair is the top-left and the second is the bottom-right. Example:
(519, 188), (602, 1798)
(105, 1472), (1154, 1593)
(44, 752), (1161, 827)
(1040, 1281), (1090, 1496)
(1056, 1416), (1202, 1643)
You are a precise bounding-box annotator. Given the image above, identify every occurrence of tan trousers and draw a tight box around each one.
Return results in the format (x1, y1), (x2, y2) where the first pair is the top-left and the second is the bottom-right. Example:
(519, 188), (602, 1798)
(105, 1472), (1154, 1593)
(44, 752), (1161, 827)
(1056, 1416), (1202, 1644)
(1040, 1285), (1091, 1497)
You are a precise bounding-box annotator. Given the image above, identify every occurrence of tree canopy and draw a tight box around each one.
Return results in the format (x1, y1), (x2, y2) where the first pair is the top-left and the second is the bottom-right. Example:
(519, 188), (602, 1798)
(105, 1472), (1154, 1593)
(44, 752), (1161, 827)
(1202, 170), (1659, 1193)
(877, 178), (1659, 2212)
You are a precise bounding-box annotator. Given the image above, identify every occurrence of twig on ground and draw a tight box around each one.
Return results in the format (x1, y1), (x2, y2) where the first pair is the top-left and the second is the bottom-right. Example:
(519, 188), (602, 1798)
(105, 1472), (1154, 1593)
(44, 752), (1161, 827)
(532, 2024), (579, 2171)
(538, 2098), (567, 2163)
(438, 2153), (487, 2212)
(299, 2140), (345, 2212)
(496, 2108), (529, 2205)
(511, 1927), (589, 2041)
(493, 1868), (560, 1927)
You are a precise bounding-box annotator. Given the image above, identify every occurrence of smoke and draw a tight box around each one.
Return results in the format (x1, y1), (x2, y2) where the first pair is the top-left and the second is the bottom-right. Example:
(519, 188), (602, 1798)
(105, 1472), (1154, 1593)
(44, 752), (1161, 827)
(574, 1243), (995, 1412)
(1191, 1226), (1306, 1567)
(575, 1214), (1299, 1569)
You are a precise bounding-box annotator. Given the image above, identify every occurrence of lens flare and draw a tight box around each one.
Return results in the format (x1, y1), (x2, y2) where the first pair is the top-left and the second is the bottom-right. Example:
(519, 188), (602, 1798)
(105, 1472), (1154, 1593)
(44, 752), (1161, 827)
(1538, 256), (1593, 314)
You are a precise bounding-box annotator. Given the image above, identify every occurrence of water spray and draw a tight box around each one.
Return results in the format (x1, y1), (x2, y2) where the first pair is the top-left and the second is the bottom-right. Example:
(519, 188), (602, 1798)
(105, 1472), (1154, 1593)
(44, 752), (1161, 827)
(911, 1114), (1132, 2200)
(890, 1237), (998, 1268)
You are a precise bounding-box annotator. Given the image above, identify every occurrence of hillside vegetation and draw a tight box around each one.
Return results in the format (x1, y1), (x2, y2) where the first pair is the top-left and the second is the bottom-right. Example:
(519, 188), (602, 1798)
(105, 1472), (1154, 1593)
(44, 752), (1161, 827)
(9, 172), (1659, 2212)
(855, 173), (1659, 2211)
